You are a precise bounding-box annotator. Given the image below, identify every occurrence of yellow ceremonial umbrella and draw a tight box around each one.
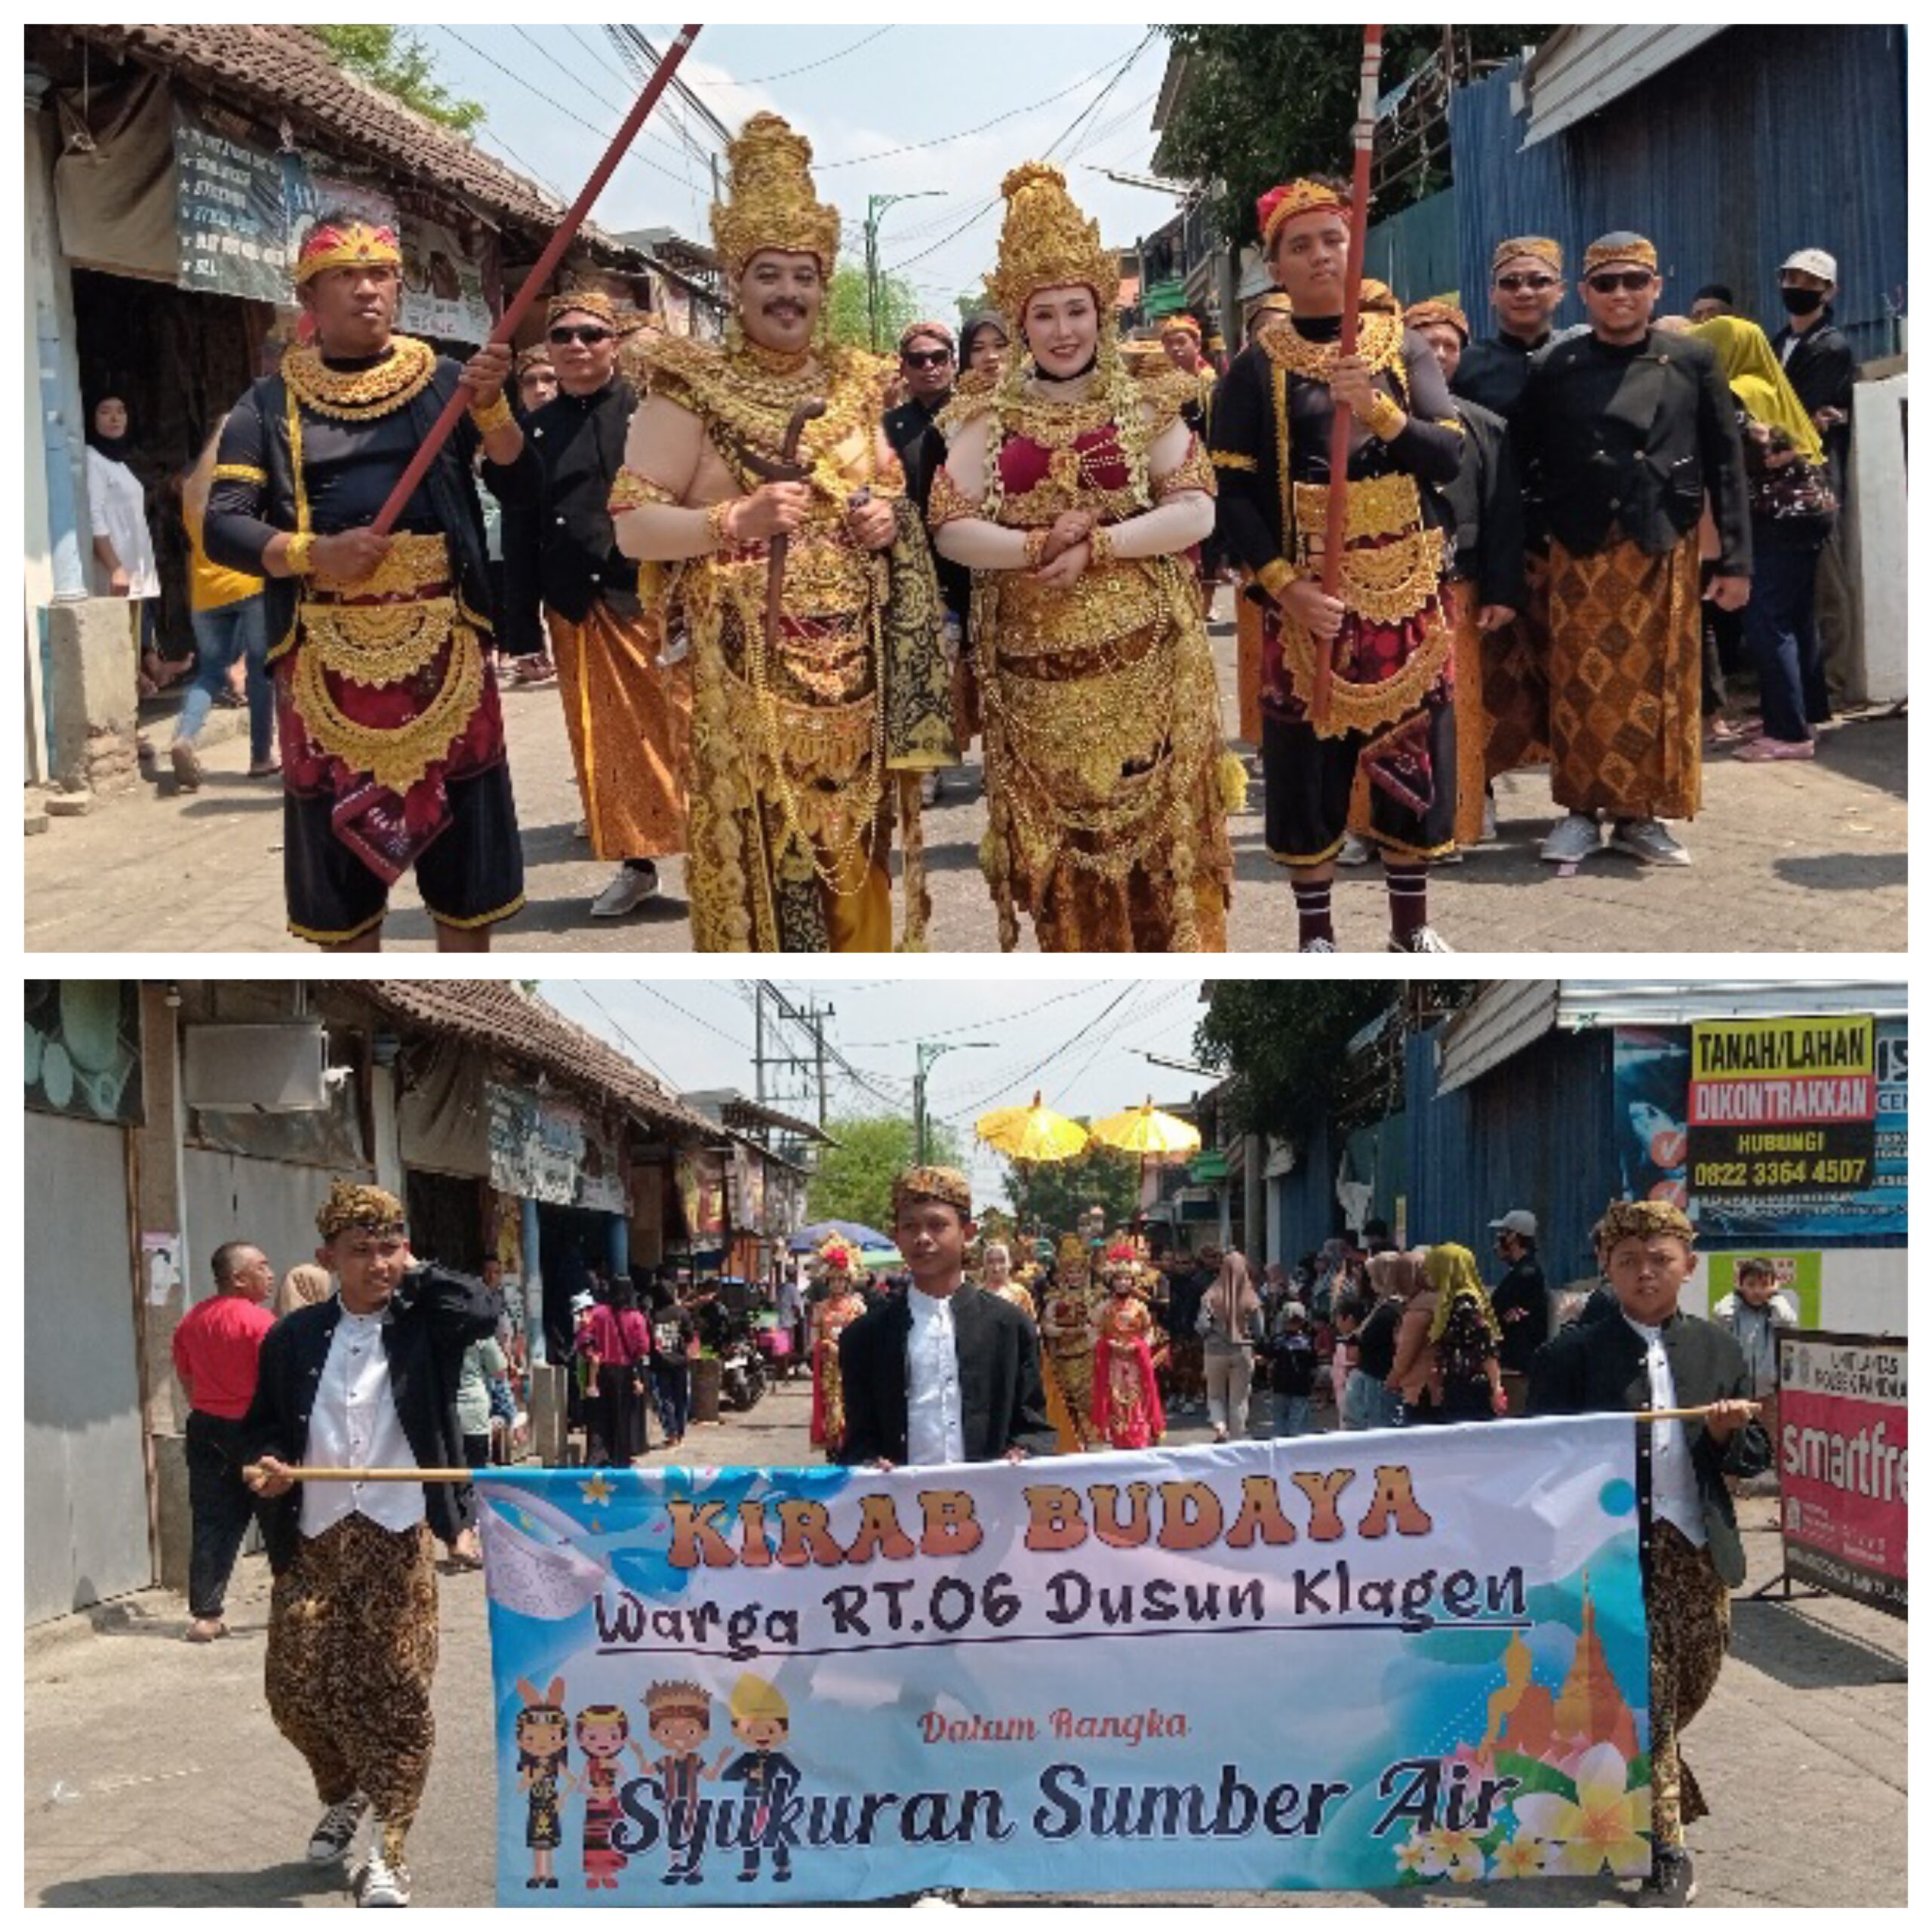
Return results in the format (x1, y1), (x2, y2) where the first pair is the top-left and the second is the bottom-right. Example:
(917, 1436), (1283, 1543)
(977, 1091), (1088, 1245)
(1089, 1097), (1202, 1161)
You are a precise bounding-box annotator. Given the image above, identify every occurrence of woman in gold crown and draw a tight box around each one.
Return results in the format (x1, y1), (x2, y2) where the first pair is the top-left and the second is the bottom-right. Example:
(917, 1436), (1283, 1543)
(1091, 1241), (1168, 1448)
(930, 163), (1237, 953)
(1037, 1230), (1101, 1450)
(807, 1238), (869, 1457)
(611, 113), (955, 953)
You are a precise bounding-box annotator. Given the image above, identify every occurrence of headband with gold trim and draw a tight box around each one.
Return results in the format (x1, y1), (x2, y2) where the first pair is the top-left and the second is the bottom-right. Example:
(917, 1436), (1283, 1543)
(1583, 232), (1658, 275)
(1258, 179), (1350, 248)
(295, 220), (401, 286)
(1492, 235), (1564, 275)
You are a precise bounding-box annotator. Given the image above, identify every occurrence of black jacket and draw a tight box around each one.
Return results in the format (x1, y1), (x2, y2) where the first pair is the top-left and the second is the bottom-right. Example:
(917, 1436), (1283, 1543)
(1440, 398), (1528, 611)
(835, 1281), (1057, 1466)
(238, 1263), (501, 1573)
(1770, 310), (1855, 491)
(1527, 1306), (1770, 1587)
(1515, 328), (1752, 575)
(1451, 330), (1549, 426)
(1490, 1250), (1549, 1376)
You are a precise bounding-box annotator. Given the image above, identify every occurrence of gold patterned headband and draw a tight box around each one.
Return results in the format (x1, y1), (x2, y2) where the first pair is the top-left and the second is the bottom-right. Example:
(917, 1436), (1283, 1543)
(893, 1164), (974, 1218)
(316, 1178), (405, 1239)
(1493, 235), (1563, 275)
(1583, 233), (1658, 275)
(1258, 178), (1350, 248)
(295, 220), (401, 285)
(546, 290), (618, 330)
(1592, 1197), (1695, 1252)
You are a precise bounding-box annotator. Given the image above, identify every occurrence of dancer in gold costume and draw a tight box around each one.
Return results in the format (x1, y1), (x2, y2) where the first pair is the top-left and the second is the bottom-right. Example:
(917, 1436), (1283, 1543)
(1038, 1232), (1101, 1450)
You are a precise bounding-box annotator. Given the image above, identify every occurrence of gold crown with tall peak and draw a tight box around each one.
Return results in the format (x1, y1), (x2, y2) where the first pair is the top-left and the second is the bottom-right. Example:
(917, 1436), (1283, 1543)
(711, 112), (841, 278)
(989, 162), (1117, 328)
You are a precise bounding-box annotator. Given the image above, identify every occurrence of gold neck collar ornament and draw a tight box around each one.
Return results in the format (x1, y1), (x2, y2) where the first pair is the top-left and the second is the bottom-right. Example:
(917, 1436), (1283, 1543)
(282, 335), (437, 420)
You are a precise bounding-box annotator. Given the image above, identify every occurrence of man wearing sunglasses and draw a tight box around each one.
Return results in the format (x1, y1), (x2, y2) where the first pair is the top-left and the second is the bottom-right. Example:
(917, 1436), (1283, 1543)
(1515, 232), (1752, 871)
(492, 291), (690, 922)
(1454, 237), (1567, 423)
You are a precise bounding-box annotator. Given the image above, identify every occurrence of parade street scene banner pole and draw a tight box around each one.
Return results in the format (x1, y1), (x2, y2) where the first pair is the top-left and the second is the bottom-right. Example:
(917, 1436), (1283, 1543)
(370, 23), (705, 535)
(466, 1417), (1653, 1903)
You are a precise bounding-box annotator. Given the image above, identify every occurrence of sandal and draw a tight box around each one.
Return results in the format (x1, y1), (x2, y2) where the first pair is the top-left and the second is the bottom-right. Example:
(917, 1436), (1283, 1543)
(1734, 734), (1815, 761)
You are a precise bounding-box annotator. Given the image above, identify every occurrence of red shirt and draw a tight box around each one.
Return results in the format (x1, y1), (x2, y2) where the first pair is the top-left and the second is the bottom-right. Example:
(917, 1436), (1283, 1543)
(171, 1294), (275, 1420)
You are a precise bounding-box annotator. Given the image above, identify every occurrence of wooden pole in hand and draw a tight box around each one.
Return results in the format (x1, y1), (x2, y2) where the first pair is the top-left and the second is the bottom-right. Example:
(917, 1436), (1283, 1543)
(1311, 24), (1384, 729)
(370, 23), (705, 535)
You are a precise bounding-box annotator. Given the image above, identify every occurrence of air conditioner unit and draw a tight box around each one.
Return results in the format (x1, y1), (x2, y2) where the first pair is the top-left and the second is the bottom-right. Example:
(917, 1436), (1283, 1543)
(183, 1023), (330, 1112)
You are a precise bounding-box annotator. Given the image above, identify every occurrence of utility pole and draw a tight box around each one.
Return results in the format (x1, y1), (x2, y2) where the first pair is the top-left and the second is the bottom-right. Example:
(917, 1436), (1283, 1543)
(912, 1039), (993, 1166)
(753, 983), (766, 1103)
(863, 192), (943, 352)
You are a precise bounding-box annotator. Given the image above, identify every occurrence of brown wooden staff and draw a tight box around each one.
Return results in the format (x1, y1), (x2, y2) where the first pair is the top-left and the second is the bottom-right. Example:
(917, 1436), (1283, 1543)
(1312, 23), (1385, 729)
(370, 23), (705, 535)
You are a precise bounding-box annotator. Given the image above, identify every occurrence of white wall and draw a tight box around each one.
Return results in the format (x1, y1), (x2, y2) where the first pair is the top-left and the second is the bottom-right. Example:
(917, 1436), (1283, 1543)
(1849, 371), (1908, 703)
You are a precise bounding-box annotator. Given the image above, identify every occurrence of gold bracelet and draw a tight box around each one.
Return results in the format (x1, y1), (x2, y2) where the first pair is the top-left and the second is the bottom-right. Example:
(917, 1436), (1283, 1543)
(1021, 528), (1051, 569)
(468, 391), (513, 435)
(284, 531), (315, 577)
(1363, 394), (1406, 442)
(1257, 556), (1299, 599)
(706, 499), (737, 549)
(1088, 525), (1115, 567)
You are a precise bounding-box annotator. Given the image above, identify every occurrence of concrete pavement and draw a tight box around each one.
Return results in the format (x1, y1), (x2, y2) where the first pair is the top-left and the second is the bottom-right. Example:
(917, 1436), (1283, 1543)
(24, 1374), (1907, 1908)
(24, 607), (1906, 954)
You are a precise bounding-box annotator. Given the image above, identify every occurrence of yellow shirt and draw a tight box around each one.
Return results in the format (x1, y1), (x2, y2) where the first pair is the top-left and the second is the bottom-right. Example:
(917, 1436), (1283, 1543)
(185, 503), (262, 612)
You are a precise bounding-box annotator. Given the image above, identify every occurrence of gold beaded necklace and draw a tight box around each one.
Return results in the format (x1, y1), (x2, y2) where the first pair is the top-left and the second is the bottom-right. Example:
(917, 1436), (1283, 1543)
(281, 335), (438, 422)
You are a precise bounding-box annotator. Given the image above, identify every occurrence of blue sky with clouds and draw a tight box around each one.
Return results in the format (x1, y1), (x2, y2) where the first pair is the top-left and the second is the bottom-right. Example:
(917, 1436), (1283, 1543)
(418, 24), (1170, 312)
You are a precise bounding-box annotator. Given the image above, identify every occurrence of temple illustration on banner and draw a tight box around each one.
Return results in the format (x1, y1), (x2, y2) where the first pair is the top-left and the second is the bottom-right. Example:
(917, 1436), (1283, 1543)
(1476, 1576), (1642, 1766)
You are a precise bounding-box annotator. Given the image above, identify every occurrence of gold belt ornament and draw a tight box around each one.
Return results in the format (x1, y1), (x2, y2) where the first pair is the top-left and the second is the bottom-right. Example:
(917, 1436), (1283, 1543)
(291, 618), (484, 795)
(310, 531), (452, 601)
(300, 595), (457, 687)
(1291, 475), (1444, 624)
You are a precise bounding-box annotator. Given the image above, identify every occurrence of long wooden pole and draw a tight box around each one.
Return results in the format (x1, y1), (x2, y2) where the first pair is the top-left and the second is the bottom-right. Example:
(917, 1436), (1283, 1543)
(1312, 24), (1384, 729)
(247, 1402), (1760, 1482)
(370, 23), (705, 535)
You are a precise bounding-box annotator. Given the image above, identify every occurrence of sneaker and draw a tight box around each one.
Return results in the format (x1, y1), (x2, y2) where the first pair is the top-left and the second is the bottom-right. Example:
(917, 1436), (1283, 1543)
(1540, 811), (1601, 864)
(169, 740), (204, 792)
(1387, 925), (1454, 953)
(1299, 937), (1338, 953)
(1635, 1847), (1697, 1907)
(1611, 818), (1691, 866)
(591, 862), (659, 918)
(1335, 832), (1374, 866)
(358, 1848), (411, 1908)
(308, 1794), (369, 1865)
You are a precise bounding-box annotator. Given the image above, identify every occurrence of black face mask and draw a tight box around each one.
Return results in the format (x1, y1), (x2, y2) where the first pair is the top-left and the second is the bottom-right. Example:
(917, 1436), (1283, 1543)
(1780, 286), (1826, 317)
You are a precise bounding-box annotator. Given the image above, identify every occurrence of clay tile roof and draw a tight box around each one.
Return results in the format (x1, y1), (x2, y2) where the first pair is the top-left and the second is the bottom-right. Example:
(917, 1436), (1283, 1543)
(67, 23), (617, 241)
(355, 980), (718, 1141)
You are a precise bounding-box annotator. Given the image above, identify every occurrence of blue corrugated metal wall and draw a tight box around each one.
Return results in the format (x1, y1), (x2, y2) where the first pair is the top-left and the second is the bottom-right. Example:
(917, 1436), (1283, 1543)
(1449, 29), (1906, 361)
(1272, 1112), (1343, 1265)
(1364, 189), (1462, 306)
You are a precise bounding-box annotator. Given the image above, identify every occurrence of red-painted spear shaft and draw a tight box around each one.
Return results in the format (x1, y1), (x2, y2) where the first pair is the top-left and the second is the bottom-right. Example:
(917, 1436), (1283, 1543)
(1312, 24), (1384, 729)
(371, 23), (705, 535)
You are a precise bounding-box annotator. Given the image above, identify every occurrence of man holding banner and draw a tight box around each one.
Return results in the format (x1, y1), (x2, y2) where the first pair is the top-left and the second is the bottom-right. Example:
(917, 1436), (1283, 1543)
(1530, 1199), (1769, 1907)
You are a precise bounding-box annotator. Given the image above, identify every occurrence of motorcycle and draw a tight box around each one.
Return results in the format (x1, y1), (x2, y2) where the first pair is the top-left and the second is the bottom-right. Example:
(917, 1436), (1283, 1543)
(697, 1299), (768, 1413)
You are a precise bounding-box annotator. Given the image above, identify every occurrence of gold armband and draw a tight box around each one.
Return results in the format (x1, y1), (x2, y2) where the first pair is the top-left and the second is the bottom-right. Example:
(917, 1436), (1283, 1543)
(468, 391), (513, 435)
(1362, 393), (1406, 442)
(926, 464), (981, 531)
(1021, 528), (1051, 569)
(1088, 525), (1116, 567)
(706, 499), (737, 549)
(1257, 556), (1300, 600)
(608, 466), (681, 515)
(284, 531), (316, 577)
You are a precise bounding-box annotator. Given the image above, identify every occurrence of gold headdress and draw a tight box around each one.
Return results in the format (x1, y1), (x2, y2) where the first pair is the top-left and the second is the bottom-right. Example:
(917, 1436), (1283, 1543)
(1583, 232), (1658, 275)
(1405, 298), (1471, 342)
(294, 219), (401, 285)
(1258, 178), (1351, 250)
(316, 1179), (404, 1240)
(1492, 235), (1564, 275)
(893, 1164), (974, 1219)
(711, 112), (840, 278)
(546, 289), (619, 330)
(1592, 1197), (1696, 1253)
(728, 1675), (789, 1725)
(989, 162), (1117, 328)
(816, 1232), (859, 1278)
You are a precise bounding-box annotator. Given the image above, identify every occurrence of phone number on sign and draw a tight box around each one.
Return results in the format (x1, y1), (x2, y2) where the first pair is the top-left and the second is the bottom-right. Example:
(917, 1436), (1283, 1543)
(1693, 1157), (1869, 1190)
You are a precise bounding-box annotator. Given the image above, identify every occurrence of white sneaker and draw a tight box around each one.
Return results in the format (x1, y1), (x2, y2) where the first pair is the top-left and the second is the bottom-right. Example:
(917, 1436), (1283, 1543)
(1335, 832), (1374, 866)
(308, 1793), (369, 1864)
(1610, 818), (1691, 866)
(358, 1847), (411, 1907)
(1299, 936), (1338, 953)
(1540, 812), (1602, 864)
(590, 862), (659, 918)
(1387, 925), (1454, 953)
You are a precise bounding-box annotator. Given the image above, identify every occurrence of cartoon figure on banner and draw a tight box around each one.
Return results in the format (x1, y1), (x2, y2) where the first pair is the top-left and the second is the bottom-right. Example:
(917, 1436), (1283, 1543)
(808, 1238), (868, 1457)
(1091, 1238), (1168, 1448)
(642, 1679), (718, 1887)
(718, 1675), (802, 1884)
(573, 1703), (645, 1890)
(514, 1676), (568, 1891)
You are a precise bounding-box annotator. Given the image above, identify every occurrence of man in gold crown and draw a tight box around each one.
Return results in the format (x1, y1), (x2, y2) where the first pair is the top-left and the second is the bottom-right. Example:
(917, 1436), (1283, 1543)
(1211, 177), (1466, 955)
(611, 113), (956, 952)
(207, 211), (527, 950)
(931, 162), (1236, 953)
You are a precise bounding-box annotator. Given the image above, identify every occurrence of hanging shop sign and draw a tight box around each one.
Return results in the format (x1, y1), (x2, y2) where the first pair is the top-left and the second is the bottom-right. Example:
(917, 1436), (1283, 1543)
(488, 1081), (626, 1214)
(172, 99), (290, 303)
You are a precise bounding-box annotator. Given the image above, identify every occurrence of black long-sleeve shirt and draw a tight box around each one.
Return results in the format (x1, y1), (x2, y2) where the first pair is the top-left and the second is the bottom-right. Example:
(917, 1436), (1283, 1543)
(486, 378), (641, 624)
(1514, 327), (1752, 577)
(1211, 315), (1464, 580)
(1451, 329), (1549, 426)
(1439, 397), (1527, 610)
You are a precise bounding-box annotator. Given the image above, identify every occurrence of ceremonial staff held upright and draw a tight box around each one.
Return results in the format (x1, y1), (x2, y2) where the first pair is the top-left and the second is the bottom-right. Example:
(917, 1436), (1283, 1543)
(1312, 23), (1383, 728)
(371, 23), (706, 535)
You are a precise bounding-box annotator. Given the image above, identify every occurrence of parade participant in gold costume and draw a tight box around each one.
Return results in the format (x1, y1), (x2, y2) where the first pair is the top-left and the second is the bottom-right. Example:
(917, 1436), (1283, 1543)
(807, 1237), (869, 1457)
(980, 1240), (1037, 1321)
(1211, 177), (1466, 955)
(1091, 1241), (1167, 1449)
(207, 214), (525, 950)
(931, 163), (1238, 953)
(611, 114), (956, 951)
(1038, 1232), (1101, 1450)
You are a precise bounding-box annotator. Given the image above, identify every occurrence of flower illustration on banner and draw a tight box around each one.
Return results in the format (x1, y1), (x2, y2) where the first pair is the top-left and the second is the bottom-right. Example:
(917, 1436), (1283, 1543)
(1423, 1827), (1488, 1882)
(580, 1474), (615, 1506)
(1392, 1831), (1441, 1878)
(1510, 1741), (1651, 1876)
(1493, 1835), (1548, 1880)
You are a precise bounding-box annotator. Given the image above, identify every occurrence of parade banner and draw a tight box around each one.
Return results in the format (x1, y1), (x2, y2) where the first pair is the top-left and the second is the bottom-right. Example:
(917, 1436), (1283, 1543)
(1776, 1331), (1906, 1617)
(1687, 1015), (1878, 1196)
(477, 1419), (1652, 1903)
(1614, 1019), (1906, 1238)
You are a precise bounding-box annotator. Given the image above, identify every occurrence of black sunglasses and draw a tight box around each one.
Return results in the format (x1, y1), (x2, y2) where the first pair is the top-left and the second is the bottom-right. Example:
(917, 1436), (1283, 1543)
(1495, 272), (1558, 292)
(1586, 270), (1655, 294)
(903, 347), (952, 369)
(549, 325), (614, 346)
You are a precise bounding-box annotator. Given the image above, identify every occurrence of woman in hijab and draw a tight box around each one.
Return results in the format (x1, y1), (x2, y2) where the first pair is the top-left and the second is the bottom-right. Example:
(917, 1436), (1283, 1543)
(1688, 315), (1838, 761)
(958, 312), (1010, 388)
(87, 393), (187, 694)
(273, 1263), (333, 1319)
(1391, 1244), (1506, 1424)
(1195, 1251), (1265, 1441)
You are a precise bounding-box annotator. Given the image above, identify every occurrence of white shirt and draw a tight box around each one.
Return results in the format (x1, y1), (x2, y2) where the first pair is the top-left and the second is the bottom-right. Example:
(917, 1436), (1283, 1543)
(85, 447), (159, 599)
(1623, 1314), (1706, 1548)
(904, 1287), (965, 1466)
(300, 1307), (426, 1538)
